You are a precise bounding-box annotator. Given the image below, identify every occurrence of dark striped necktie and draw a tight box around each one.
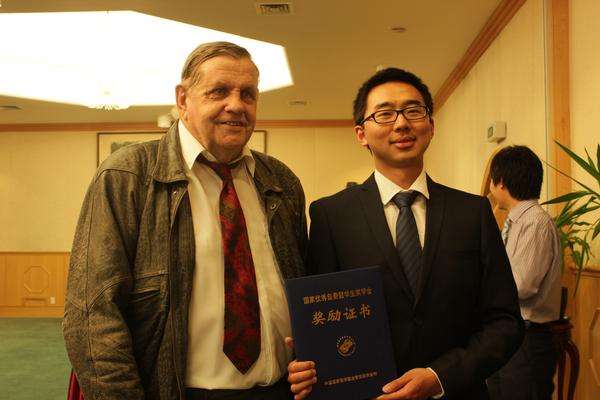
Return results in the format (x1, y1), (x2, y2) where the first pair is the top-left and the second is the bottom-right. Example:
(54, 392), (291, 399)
(392, 190), (422, 297)
(197, 155), (260, 374)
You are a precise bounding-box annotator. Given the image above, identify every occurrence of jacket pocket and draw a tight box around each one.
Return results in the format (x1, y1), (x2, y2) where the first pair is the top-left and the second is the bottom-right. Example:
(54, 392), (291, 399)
(130, 287), (161, 304)
(126, 273), (169, 364)
(128, 272), (167, 306)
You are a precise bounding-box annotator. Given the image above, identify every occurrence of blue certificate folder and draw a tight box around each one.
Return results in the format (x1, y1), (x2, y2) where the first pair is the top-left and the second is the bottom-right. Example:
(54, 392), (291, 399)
(285, 266), (397, 400)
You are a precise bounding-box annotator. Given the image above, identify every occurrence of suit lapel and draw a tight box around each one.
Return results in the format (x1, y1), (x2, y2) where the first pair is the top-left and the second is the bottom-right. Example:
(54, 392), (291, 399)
(414, 175), (445, 304)
(358, 174), (414, 302)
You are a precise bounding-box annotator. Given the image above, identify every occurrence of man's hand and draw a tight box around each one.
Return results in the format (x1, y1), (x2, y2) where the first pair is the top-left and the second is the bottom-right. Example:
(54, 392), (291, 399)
(285, 337), (317, 400)
(375, 368), (442, 400)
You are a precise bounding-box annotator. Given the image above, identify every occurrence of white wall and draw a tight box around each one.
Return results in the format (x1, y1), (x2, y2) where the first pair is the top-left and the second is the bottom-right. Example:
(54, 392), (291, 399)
(0, 131), (97, 251)
(428, 0), (547, 198)
(267, 127), (373, 207)
(0, 127), (373, 251)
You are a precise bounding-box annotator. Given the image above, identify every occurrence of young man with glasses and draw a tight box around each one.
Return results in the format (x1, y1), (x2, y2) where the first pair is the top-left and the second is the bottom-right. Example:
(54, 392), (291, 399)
(287, 68), (523, 400)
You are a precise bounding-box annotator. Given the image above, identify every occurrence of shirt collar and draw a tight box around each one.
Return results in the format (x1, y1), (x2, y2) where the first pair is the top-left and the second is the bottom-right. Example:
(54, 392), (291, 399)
(178, 120), (256, 175)
(374, 168), (430, 205)
(508, 199), (539, 222)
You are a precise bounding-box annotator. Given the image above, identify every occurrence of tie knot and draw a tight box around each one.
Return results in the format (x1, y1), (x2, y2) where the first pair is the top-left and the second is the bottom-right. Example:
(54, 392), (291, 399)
(392, 190), (419, 208)
(197, 155), (237, 180)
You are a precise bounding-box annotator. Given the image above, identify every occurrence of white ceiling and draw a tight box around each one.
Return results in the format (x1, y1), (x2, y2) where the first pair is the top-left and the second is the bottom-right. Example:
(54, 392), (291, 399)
(0, 0), (501, 124)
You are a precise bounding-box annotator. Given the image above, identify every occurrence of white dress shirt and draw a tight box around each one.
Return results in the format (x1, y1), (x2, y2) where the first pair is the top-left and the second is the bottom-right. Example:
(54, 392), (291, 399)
(178, 121), (293, 388)
(374, 169), (429, 249)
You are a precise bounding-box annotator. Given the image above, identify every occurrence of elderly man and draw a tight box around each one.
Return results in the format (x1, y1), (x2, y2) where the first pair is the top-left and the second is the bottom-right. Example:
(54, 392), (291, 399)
(64, 41), (307, 399)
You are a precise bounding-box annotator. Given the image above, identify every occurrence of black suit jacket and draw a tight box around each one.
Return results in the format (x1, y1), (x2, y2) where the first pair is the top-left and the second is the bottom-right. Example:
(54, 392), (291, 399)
(307, 174), (523, 400)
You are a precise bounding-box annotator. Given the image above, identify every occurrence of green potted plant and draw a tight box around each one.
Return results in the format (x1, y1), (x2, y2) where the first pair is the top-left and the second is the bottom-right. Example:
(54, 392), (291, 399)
(542, 141), (600, 292)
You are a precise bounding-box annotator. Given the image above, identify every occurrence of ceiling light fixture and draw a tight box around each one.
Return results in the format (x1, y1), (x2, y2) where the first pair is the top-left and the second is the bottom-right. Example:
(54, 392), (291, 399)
(0, 11), (293, 110)
(289, 100), (308, 106)
(390, 26), (407, 33)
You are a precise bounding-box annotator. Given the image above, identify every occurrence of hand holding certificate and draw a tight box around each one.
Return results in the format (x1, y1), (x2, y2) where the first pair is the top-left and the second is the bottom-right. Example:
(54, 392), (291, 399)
(285, 266), (397, 400)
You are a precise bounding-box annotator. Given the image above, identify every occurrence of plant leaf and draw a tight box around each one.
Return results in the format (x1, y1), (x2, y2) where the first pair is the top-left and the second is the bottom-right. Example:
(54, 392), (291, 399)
(585, 147), (599, 176)
(545, 161), (600, 198)
(542, 191), (590, 205)
(569, 204), (600, 219)
(593, 223), (600, 239)
(548, 141), (600, 297)
(556, 141), (600, 182)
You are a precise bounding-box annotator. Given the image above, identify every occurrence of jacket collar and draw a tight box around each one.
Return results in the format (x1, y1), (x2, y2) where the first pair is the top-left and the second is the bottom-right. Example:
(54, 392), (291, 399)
(251, 151), (284, 197)
(359, 174), (415, 303)
(152, 123), (274, 191)
(418, 175), (444, 304)
(152, 123), (190, 184)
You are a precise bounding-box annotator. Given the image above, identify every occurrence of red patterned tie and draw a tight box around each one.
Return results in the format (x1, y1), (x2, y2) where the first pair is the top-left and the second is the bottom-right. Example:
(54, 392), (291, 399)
(198, 155), (260, 374)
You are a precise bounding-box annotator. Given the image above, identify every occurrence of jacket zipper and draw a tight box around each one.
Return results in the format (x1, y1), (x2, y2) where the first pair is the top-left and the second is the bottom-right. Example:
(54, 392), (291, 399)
(168, 186), (186, 399)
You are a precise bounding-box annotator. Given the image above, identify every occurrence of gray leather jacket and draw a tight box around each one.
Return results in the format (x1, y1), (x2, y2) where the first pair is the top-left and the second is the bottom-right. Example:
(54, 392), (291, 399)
(63, 124), (307, 399)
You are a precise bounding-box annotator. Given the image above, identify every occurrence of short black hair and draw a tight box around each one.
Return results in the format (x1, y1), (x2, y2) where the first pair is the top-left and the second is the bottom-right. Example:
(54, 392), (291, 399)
(352, 68), (433, 125)
(490, 145), (544, 200)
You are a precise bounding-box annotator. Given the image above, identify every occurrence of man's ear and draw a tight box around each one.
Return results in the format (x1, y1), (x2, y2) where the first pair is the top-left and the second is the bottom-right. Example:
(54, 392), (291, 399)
(175, 84), (187, 119)
(355, 125), (369, 148)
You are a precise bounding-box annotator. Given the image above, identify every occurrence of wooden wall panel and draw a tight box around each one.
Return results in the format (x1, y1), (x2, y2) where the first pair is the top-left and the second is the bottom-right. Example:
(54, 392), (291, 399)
(0, 252), (69, 317)
(543, 0), (600, 398)
(563, 266), (600, 400)
(547, 0), (572, 204)
(0, 255), (6, 305)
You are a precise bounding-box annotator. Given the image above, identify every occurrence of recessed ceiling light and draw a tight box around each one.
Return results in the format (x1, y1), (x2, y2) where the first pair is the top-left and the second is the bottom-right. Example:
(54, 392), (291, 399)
(289, 100), (308, 106)
(0, 11), (294, 110)
(390, 26), (407, 33)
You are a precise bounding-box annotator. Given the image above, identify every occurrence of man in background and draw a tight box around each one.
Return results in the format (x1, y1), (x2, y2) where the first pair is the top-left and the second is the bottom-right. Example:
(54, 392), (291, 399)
(487, 145), (562, 400)
(287, 67), (523, 400)
(64, 41), (306, 399)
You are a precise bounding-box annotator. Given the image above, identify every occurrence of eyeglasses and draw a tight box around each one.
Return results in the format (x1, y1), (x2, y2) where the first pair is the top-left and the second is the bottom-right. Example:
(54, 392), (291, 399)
(360, 105), (429, 125)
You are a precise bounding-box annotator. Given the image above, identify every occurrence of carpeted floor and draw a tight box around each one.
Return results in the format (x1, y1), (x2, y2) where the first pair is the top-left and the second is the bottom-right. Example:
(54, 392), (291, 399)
(0, 318), (70, 400)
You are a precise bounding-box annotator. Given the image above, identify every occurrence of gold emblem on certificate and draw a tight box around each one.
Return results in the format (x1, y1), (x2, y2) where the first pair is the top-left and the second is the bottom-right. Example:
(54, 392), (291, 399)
(336, 335), (356, 357)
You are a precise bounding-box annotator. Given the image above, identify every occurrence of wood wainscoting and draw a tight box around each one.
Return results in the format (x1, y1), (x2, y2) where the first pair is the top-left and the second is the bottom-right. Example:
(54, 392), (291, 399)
(0, 252), (69, 317)
(564, 266), (600, 400)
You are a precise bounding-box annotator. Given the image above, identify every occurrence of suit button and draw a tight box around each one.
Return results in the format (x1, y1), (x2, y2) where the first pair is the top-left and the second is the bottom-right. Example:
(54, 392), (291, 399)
(413, 317), (424, 326)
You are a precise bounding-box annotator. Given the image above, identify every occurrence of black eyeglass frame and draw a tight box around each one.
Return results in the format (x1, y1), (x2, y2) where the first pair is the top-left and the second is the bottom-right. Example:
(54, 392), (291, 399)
(359, 105), (430, 125)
